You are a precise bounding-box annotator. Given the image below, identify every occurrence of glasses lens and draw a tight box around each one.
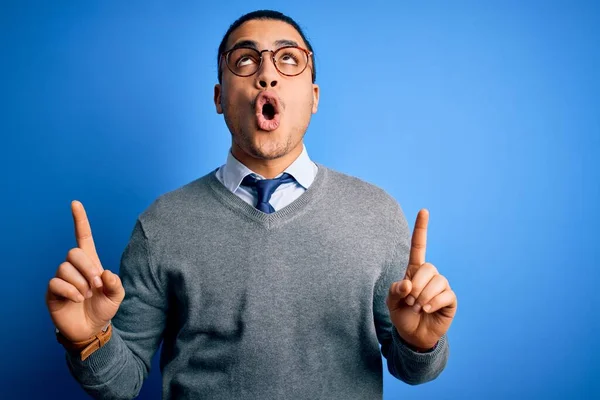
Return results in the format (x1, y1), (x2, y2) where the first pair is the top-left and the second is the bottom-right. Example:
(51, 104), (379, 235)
(274, 47), (308, 76)
(227, 48), (260, 76)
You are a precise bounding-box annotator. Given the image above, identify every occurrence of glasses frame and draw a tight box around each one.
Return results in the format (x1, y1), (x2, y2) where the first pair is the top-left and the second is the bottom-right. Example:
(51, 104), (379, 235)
(221, 45), (313, 78)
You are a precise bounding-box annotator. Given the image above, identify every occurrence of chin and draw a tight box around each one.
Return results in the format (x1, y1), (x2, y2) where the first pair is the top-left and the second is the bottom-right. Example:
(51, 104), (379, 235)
(246, 137), (293, 160)
(232, 120), (304, 161)
(247, 143), (289, 160)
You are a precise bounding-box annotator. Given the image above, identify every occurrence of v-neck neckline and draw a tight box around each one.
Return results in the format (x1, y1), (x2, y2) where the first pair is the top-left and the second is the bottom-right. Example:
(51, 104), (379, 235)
(206, 162), (329, 230)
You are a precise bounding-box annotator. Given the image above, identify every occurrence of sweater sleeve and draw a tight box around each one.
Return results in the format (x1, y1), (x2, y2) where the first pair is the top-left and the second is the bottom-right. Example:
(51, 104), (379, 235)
(372, 203), (449, 385)
(65, 219), (168, 399)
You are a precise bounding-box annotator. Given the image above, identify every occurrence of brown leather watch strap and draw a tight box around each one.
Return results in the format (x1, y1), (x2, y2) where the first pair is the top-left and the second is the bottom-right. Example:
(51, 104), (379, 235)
(56, 323), (112, 361)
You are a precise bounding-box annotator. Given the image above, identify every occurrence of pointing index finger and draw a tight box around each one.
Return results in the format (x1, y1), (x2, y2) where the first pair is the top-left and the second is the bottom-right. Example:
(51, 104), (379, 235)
(409, 208), (429, 266)
(71, 200), (101, 269)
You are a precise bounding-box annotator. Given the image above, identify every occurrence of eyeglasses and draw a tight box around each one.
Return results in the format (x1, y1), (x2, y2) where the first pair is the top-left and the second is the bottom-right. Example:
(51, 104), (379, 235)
(221, 46), (313, 78)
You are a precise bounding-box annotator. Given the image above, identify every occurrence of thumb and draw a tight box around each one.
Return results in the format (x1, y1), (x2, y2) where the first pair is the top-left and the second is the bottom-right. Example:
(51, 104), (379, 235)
(389, 279), (412, 301)
(397, 279), (412, 298)
(100, 270), (125, 303)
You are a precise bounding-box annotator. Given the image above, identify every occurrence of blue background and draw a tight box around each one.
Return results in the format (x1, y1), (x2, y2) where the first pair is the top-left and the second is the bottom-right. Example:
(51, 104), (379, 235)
(2, 0), (599, 398)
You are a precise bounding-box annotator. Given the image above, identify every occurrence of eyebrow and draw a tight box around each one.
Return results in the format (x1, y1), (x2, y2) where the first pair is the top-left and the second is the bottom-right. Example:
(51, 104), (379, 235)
(274, 39), (299, 48)
(228, 39), (300, 52)
(229, 40), (259, 51)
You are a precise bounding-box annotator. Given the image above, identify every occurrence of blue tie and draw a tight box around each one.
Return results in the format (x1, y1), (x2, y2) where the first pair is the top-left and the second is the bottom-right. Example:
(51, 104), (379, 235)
(241, 172), (296, 214)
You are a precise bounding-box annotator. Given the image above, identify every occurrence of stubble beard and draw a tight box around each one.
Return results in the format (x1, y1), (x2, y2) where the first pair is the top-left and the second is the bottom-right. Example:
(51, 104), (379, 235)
(223, 100), (311, 161)
(233, 126), (302, 160)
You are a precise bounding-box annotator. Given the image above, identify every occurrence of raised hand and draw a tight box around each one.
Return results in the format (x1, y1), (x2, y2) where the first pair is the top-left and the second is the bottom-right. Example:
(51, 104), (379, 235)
(386, 209), (457, 351)
(46, 201), (125, 342)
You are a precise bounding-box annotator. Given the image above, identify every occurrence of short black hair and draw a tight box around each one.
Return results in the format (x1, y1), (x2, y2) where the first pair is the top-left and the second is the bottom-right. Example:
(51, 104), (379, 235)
(217, 10), (316, 83)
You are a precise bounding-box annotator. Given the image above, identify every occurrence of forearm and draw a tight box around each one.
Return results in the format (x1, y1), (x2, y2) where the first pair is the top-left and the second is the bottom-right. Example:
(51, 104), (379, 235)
(64, 218), (167, 399)
(386, 328), (449, 385)
(65, 328), (148, 400)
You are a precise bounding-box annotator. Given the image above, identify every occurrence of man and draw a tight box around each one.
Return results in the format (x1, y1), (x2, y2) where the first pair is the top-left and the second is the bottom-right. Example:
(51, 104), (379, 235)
(46, 10), (457, 400)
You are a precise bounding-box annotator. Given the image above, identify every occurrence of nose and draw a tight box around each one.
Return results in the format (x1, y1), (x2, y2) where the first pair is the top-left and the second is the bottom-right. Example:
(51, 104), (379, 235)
(259, 79), (277, 88)
(255, 51), (278, 89)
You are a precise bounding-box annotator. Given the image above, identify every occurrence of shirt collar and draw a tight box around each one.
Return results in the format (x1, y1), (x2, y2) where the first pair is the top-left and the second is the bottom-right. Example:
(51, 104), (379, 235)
(220, 144), (316, 193)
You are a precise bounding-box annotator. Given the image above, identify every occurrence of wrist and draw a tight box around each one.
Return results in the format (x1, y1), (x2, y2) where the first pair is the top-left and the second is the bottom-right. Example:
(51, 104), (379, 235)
(55, 321), (111, 344)
(407, 341), (438, 353)
(395, 328), (438, 353)
(56, 322), (112, 360)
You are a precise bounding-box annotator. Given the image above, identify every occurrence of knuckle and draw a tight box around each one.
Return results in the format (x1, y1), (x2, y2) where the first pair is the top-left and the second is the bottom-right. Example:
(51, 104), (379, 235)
(423, 262), (438, 274)
(49, 278), (66, 295)
(410, 282), (424, 296)
(48, 277), (60, 289)
(66, 247), (80, 260)
(440, 275), (449, 288)
(77, 232), (93, 241)
(57, 263), (90, 291)
(56, 261), (70, 275)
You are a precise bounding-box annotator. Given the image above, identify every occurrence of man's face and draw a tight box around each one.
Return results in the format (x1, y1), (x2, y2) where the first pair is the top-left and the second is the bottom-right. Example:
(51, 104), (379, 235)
(214, 19), (319, 161)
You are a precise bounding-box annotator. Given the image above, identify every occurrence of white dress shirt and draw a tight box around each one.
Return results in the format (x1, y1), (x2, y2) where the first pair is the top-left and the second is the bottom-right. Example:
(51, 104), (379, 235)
(214, 144), (318, 211)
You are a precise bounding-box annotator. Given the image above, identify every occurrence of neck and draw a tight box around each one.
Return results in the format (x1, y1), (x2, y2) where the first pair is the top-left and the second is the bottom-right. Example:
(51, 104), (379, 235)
(231, 142), (304, 179)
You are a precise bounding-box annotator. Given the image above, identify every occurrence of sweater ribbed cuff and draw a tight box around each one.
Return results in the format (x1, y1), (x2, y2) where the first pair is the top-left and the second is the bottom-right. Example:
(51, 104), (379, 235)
(66, 328), (125, 380)
(391, 327), (448, 362)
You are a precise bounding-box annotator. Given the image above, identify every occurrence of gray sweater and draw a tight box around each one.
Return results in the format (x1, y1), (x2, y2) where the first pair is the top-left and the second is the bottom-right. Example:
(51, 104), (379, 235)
(66, 164), (449, 399)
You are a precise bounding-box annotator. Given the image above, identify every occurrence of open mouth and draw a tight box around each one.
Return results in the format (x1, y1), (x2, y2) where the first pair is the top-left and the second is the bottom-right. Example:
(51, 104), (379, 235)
(255, 91), (281, 131)
(262, 103), (276, 120)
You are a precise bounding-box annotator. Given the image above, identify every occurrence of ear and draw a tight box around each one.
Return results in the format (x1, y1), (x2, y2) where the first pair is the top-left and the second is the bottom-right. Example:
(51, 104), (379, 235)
(214, 84), (223, 114)
(311, 83), (320, 114)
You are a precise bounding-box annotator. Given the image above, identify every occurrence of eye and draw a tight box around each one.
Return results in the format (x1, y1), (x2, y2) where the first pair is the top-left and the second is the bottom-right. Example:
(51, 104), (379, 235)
(279, 52), (299, 66)
(230, 48), (259, 69)
(237, 55), (257, 67)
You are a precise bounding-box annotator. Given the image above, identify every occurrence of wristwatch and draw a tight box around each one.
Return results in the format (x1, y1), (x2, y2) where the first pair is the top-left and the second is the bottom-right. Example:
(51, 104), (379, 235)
(56, 322), (112, 361)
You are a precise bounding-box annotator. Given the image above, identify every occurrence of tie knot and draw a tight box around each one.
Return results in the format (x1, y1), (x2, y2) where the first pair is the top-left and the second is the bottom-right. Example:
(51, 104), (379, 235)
(241, 172), (296, 213)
